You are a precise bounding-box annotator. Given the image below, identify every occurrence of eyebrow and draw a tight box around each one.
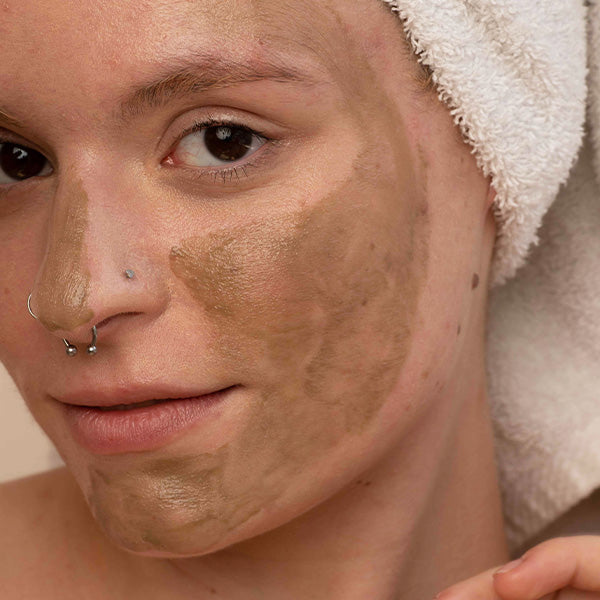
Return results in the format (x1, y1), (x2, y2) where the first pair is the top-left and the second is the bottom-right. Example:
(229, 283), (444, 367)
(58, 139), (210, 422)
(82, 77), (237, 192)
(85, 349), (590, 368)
(117, 52), (323, 121)
(0, 108), (23, 129)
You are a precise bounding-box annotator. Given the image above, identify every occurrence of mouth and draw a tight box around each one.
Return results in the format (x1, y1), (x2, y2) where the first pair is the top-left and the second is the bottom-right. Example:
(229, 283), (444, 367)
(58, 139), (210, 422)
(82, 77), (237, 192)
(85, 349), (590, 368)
(94, 397), (188, 412)
(56, 384), (238, 410)
(59, 386), (238, 454)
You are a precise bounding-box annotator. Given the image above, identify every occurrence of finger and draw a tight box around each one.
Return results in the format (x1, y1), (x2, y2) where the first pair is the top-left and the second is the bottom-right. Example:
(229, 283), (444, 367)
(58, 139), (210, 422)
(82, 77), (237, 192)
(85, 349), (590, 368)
(548, 588), (600, 600)
(559, 590), (600, 600)
(558, 590), (600, 600)
(436, 566), (502, 600)
(493, 536), (600, 600)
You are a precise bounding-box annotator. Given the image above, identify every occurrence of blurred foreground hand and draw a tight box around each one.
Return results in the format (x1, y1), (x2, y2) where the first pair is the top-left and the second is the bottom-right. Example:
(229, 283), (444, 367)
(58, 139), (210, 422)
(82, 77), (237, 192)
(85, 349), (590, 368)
(437, 536), (600, 600)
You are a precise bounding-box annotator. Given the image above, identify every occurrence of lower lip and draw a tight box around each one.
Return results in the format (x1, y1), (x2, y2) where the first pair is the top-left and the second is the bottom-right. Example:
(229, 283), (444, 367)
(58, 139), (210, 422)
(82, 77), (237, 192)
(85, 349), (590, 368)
(61, 388), (234, 455)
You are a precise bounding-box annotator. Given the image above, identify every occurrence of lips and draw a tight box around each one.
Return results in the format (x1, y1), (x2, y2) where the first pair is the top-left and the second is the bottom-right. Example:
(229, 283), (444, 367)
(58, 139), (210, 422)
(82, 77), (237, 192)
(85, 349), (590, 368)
(58, 386), (237, 454)
(53, 383), (235, 409)
(95, 397), (173, 411)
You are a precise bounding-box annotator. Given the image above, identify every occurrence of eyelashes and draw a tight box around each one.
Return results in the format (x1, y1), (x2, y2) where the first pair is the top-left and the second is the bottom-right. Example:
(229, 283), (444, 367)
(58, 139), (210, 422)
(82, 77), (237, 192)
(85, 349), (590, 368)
(162, 117), (275, 185)
(0, 115), (277, 195)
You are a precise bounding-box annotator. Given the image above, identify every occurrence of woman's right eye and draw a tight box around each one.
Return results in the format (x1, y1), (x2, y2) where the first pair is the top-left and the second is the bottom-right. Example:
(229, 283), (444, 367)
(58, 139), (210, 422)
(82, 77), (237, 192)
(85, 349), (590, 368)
(0, 142), (52, 185)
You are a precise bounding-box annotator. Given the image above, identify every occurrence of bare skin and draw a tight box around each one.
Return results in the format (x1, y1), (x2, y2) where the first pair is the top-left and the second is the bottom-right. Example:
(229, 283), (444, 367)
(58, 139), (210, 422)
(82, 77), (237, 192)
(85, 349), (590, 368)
(0, 0), (508, 598)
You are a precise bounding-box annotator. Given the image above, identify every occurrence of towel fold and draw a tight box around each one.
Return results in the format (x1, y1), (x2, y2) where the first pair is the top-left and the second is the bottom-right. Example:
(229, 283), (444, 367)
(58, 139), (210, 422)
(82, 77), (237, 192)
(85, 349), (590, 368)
(381, 0), (587, 284)
(488, 138), (600, 551)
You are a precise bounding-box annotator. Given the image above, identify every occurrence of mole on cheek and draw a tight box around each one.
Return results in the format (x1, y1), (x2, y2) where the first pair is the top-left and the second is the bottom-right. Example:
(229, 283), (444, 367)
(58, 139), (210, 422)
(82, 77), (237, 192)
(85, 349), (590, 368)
(36, 178), (93, 331)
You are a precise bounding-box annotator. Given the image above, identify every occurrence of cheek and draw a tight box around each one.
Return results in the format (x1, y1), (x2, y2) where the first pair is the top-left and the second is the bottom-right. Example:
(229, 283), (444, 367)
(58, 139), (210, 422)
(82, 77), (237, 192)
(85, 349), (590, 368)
(170, 161), (428, 431)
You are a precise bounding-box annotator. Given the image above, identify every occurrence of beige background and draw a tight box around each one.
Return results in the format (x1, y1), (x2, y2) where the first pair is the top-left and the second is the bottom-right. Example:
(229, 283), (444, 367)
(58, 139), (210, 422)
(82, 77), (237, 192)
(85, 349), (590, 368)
(0, 363), (63, 483)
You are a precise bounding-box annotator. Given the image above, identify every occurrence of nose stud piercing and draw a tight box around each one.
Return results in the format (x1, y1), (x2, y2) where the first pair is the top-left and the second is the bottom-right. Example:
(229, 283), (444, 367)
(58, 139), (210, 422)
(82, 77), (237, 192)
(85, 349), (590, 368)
(124, 269), (135, 280)
(27, 293), (98, 358)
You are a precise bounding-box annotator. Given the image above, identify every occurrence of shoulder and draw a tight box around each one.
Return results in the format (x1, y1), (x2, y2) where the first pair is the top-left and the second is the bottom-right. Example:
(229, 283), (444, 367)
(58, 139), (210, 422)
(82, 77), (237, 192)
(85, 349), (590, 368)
(0, 469), (183, 599)
(0, 466), (71, 533)
(0, 468), (80, 597)
(0, 467), (66, 535)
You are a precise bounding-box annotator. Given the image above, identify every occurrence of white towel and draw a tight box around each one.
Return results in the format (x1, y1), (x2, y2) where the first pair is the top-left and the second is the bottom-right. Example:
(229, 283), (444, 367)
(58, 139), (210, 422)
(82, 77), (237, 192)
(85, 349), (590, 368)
(488, 138), (600, 551)
(379, 1), (595, 553)
(380, 0), (587, 284)
(488, 2), (600, 552)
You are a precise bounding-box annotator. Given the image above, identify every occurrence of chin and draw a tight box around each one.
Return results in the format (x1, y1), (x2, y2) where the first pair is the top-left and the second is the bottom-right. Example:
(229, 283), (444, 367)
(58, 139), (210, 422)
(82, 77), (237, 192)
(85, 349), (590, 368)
(90, 502), (254, 558)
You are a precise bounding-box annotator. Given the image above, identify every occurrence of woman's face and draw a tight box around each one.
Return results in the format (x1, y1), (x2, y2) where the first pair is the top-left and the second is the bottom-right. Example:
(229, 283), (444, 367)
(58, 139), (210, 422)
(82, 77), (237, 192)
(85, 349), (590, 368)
(0, 0), (494, 555)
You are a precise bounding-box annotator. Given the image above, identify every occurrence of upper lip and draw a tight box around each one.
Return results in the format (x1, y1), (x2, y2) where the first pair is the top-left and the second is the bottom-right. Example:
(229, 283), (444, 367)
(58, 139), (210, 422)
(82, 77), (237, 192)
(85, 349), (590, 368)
(51, 383), (234, 408)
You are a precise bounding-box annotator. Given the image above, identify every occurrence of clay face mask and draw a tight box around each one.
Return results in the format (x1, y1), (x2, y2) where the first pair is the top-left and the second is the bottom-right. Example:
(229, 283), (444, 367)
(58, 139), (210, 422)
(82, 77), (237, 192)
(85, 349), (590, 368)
(86, 130), (430, 555)
(35, 177), (93, 332)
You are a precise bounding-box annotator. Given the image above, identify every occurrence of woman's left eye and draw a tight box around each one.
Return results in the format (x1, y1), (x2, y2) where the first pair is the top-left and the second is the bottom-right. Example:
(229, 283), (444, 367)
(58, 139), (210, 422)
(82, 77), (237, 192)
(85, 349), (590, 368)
(169, 124), (266, 168)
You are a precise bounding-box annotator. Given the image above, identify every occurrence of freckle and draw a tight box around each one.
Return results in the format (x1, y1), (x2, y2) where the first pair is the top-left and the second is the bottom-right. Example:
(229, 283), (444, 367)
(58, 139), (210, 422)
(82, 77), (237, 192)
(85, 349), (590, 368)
(364, 481), (372, 487)
(472, 273), (480, 290)
(370, 242), (375, 251)
(210, 588), (217, 595)
(421, 369), (430, 380)
(383, 252), (394, 272)
(361, 298), (368, 306)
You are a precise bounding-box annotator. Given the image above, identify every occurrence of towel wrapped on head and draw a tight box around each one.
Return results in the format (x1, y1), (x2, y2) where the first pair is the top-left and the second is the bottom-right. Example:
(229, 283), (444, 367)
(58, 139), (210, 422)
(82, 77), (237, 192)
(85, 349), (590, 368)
(382, 0), (587, 285)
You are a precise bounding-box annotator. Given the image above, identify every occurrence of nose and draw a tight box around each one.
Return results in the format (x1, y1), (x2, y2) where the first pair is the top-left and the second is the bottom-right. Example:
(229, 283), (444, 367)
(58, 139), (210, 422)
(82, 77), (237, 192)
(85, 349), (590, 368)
(32, 176), (94, 334)
(29, 171), (169, 353)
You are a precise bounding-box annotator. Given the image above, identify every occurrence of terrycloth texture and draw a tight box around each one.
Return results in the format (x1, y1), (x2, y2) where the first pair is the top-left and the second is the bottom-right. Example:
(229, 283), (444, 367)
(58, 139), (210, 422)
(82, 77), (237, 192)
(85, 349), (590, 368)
(487, 138), (600, 553)
(381, 0), (587, 284)
(590, 0), (600, 177)
(487, 3), (600, 552)
(378, 0), (598, 553)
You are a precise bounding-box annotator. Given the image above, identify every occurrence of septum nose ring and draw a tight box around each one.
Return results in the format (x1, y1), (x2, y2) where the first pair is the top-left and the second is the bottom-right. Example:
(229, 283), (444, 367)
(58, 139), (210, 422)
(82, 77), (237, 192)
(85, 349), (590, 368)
(27, 294), (97, 358)
(27, 270), (135, 357)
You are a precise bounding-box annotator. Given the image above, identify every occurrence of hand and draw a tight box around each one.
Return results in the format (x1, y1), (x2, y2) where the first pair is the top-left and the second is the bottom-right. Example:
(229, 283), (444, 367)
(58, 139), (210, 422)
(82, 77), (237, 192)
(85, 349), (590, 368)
(436, 536), (600, 600)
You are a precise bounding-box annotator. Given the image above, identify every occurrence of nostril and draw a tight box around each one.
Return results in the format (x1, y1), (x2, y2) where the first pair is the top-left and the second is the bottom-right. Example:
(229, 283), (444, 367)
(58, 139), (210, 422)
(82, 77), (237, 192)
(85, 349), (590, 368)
(95, 311), (143, 331)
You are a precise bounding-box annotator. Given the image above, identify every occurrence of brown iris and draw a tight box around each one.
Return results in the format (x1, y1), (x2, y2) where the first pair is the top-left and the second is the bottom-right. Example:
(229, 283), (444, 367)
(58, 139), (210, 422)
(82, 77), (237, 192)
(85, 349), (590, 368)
(0, 142), (47, 180)
(204, 126), (254, 162)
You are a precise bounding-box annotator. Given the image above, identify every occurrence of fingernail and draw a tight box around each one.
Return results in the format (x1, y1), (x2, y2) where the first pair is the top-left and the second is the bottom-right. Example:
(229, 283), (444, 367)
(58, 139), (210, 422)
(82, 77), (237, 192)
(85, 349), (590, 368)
(494, 558), (524, 575)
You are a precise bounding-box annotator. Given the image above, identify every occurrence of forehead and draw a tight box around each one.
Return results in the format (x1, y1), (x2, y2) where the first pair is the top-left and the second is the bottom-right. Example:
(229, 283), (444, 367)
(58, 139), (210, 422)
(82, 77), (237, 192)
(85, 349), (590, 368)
(0, 0), (392, 119)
